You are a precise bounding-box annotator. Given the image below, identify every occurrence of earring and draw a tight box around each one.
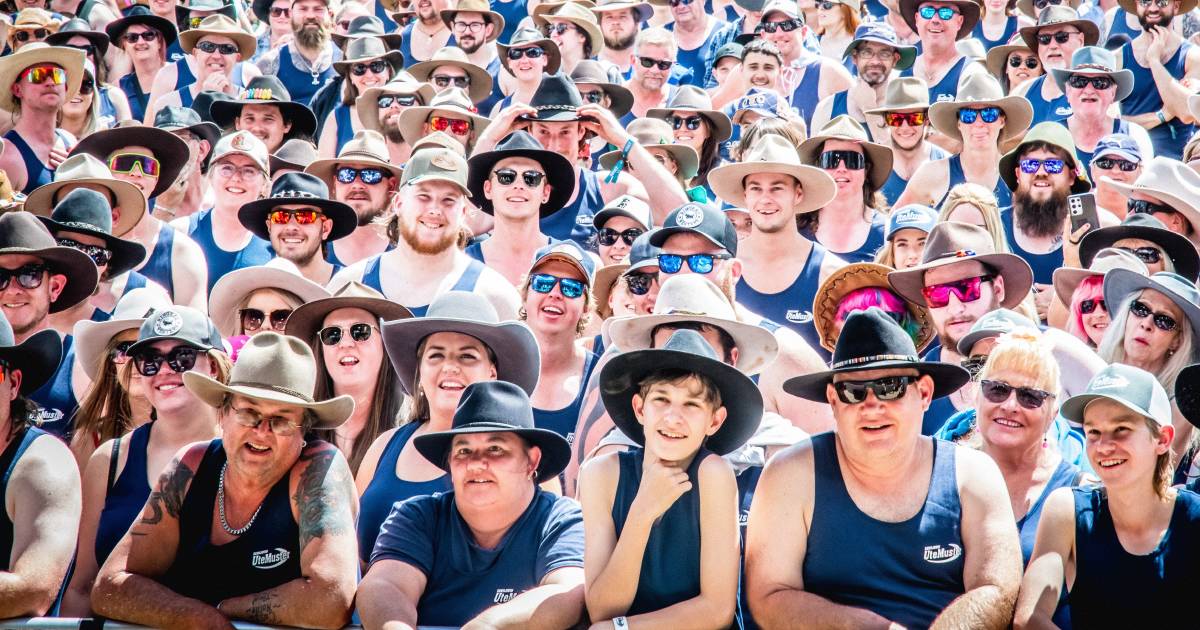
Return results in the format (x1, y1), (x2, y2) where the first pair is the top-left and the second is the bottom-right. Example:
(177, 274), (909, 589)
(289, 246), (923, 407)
(301, 440), (307, 447)
(518, 307), (527, 320)
(1042, 436), (1048, 449)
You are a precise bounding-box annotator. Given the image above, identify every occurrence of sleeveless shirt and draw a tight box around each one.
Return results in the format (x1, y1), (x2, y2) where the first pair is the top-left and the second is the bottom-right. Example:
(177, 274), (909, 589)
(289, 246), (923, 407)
(943, 154), (1013, 208)
(186, 208), (275, 294)
(999, 206), (1061, 285)
(95, 423), (154, 566)
(735, 243), (831, 360)
(0, 427), (46, 571)
(360, 255), (486, 317)
(1121, 42), (1194, 160)
(541, 169), (603, 251)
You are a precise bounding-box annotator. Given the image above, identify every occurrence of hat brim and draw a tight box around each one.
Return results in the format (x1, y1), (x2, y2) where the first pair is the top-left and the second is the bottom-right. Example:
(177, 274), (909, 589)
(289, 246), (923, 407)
(1060, 392), (1167, 427)
(331, 32), (405, 50)
(928, 95), (1034, 143)
(467, 145), (575, 216)
(236, 196), (358, 242)
(413, 422), (571, 481)
(70, 126), (190, 199)
(1049, 66), (1134, 102)
(1177, 363), (1200, 428)
(285, 295), (414, 343)
(0, 244), (98, 312)
(532, 13), (604, 57)
(898, 0), (980, 39)
(37, 217), (147, 276)
(178, 27), (256, 59)
(208, 266), (332, 337)
(160, 121), (221, 154)
(606, 313), (779, 375)
(1078, 220), (1200, 283)
(0, 329), (62, 394)
(798, 133), (893, 190)
(46, 29), (110, 57)
(1019, 19), (1100, 53)
(1103, 268), (1200, 344)
(843, 37), (916, 71)
(24, 177), (147, 237)
(709, 161), (836, 214)
(599, 144), (699, 181)
(498, 37), (563, 75)
(783, 359), (970, 402)
(332, 50), (405, 76)
(985, 42), (1032, 80)
(646, 106), (732, 142)
(599, 346), (764, 455)
(439, 8), (506, 42)
(73, 316), (146, 381)
(397, 105), (491, 146)
(592, 263), (630, 319)
(209, 99), (318, 139)
(812, 263), (935, 354)
(1051, 266), (1101, 306)
(0, 45), (86, 112)
(381, 317), (541, 396)
(576, 80), (634, 119)
(305, 155), (404, 187)
(183, 371), (354, 429)
(357, 82), (437, 133)
(105, 13), (179, 48)
(888, 252), (1035, 310)
(407, 59), (494, 104)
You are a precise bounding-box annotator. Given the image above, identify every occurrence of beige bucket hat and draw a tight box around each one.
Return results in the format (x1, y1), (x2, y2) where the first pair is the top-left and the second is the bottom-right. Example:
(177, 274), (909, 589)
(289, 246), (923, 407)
(798, 115), (894, 190)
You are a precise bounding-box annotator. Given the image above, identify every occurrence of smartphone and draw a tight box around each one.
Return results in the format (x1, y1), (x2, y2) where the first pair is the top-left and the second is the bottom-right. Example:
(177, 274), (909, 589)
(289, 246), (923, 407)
(1068, 192), (1100, 237)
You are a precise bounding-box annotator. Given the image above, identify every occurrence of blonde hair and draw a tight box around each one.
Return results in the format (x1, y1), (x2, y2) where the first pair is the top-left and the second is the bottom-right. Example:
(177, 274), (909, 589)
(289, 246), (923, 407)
(979, 328), (1060, 395)
(939, 183), (1011, 255)
(634, 26), (676, 58)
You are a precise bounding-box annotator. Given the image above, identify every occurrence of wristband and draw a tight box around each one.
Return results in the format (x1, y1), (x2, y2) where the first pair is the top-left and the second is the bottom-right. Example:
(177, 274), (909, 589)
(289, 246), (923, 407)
(605, 139), (636, 184)
(612, 616), (629, 630)
(1157, 110), (1168, 125)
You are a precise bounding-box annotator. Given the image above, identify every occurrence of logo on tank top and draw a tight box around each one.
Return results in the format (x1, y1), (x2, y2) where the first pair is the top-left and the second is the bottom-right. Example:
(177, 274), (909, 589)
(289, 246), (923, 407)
(1055, 106), (1073, 117)
(31, 407), (63, 427)
(493, 588), (517, 603)
(575, 213), (594, 227)
(935, 94), (954, 103)
(922, 543), (962, 564)
(785, 309), (813, 324)
(251, 548), (292, 569)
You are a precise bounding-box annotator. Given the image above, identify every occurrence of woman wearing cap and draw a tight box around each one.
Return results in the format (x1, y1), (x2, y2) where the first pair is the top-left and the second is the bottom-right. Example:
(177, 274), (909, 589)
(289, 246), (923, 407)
(61, 306), (230, 616)
(355, 291), (541, 563)
(317, 37), (403, 158)
(1015, 364), (1198, 628)
(875, 203), (937, 269)
(1053, 248), (1149, 349)
(108, 6), (177, 124)
(285, 281), (411, 474)
(209, 258), (331, 342)
(816, 0), (861, 65)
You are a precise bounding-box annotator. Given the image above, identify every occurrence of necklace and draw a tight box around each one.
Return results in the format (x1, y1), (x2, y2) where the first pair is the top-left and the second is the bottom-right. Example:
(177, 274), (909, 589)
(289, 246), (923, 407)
(218, 462), (263, 536)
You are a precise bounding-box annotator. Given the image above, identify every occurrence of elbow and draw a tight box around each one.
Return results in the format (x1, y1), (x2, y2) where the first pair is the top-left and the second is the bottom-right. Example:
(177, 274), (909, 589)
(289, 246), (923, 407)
(89, 573), (122, 619)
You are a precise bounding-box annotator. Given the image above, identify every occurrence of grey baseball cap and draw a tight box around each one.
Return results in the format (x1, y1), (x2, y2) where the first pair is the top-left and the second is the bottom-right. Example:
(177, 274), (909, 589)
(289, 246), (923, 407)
(127, 306), (223, 355)
(956, 309), (1038, 355)
(1060, 363), (1173, 428)
(625, 229), (663, 273)
(400, 146), (470, 195)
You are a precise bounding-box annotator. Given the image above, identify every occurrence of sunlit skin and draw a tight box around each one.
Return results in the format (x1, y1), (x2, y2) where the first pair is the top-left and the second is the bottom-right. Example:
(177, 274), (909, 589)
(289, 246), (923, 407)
(1128, 190), (1193, 236)
(139, 339), (215, 417)
(319, 307), (385, 385)
(626, 269), (660, 315)
(508, 45), (549, 82)
(209, 154), (267, 208)
(666, 109), (709, 154)
(977, 368), (1056, 452)
(548, 18), (587, 60)
(427, 65), (468, 94)
(422, 112), (473, 143)
(887, 109), (927, 151)
(659, 232), (741, 284)
(762, 12), (801, 59)
(1035, 24), (1084, 70)
(193, 35), (240, 83)
(1092, 157), (1141, 186)
(1015, 147), (1074, 204)
(55, 230), (109, 279)
(121, 25), (165, 65)
(958, 107), (1006, 148)
(417, 331), (498, 421)
(711, 57), (739, 87)
(1005, 51), (1042, 88)
(1112, 237), (1167, 274)
(923, 260), (1006, 350)
(395, 180), (467, 255)
(599, 9), (637, 50)
(631, 42), (673, 92)
(853, 42), (899, 87)
(632, 379), (728, 464)
(1082, 399), (1173, 492)
(597, 215), (643, 265)
(529, 120), (584, 160)
(523, 259), (587, 336)
(742, 51), (781, 92)
(266, 203), (331, 267)
(106, 145), (159, 199)
(826, 367), (933, 455)
(743, 173), (804, 234)
(822, 139), (867, 201)
(333, 160), (396, 221)
(482, 156), (551, 221)
(113, 329), (150, 405)
(1064, 73), (1115, 119)
(1120, 289), (1183, 373)
(450, 11), (493, 53)
(727, 210), (752, 241)
(220, 394), (307, 483)
(1074, 285), (1110, 347)
(914, 2), (965, 48)
(61, 72), (95, 128)
(1135, 0), (1178, 29)
(945, 202), (988, 227)
(0, 253), (65, 339)
(291, 0), (333, 44)
(890, 227), (928, 269)
(236, 104), (292, 153)
(240, 289), (295, 336)
(448, 432), (541, 510)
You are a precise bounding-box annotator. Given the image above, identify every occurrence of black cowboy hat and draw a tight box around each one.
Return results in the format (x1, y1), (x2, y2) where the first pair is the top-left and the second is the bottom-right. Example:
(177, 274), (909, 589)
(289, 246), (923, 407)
(600, 328), (764, 456)
(190, 90), (233, 125)
(570, 60), (633, 118)
(47, 17), (111, 57)
(106, 4), (179, 48)
(784, 308), (971, 401)
(37, 188), (147, 277)
(414, 380), (572, 481)
(520, 71), (583, 122)
(467, 131), (574, 217)
(209, 76), (318, 139)
(0, 211), (99, 313)
(0, 310), (62, 395)
(331, 15), (404, 50)
(69, 125), (190, 199)
(1079, 213), (1200, 283)
(237, 172), (358, 242)
(1177, 363), (1200, 429)
(333, 36), (405, 76)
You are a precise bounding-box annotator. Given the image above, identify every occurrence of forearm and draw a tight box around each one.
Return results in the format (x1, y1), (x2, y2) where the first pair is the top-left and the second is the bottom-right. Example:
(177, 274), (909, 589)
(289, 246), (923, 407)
(1149, 61), (1191, 119)
(1123, 111), (1162, 128)
(220, 576), (353, 630)
(930, 585), (1016, 630)
(357, 577), (419, 630)
(752, 588), (893, 630)
(92, 571), (228, 629)
(0, 572), (61, 617)
(618, 592), (735, 630)
(468, 582), (585, 630)
(622, 145), (689, 223)
(586, 515), (654, 620)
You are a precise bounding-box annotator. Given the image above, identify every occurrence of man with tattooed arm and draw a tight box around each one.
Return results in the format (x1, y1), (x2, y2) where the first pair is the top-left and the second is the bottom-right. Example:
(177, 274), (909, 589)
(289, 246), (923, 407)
(91, 333), (358, 629)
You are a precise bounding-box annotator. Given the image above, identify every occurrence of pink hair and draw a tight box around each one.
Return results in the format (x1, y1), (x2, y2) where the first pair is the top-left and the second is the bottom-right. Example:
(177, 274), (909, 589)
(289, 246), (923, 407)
(1067, 275), (1105, 347)
(835, 287), (921, 341)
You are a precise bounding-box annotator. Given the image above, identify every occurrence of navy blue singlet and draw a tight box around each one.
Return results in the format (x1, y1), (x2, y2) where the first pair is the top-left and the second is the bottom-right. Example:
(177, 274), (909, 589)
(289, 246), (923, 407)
(5, 130), (69, 195)
(943, 154), (1012, 207)
(971, 15), (1018, 51)
(0, 427), (46, 571)
(800, 215), (886, 264)
(735, 243), (830, 360)
(360, 255), (486, 317)
(902, 56), (969, 104)
(29, 335), (75, 439)
(94, 423), (154, 566)
(533, 351), (599, 443)
(789, 57), (824, 126)
(1121, 42), (1195, 159)
(138, 222), (177, 298)
(1025, 75), (1072, 125)
(275, 44), (334, 106)
(541, 169), (603, 251)
(999, 206), (1061, 285)
(332, 104), (355, 155)
(186, 208), (275, 294)
(118, 73), (149, 126)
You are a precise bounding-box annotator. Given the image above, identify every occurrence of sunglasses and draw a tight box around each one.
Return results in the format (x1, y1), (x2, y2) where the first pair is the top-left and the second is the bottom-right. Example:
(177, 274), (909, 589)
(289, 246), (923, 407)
(268, 209), (324, 225)
(657, 253), (730, 275)
(231, 407), (302, 436)
(957, 106), (1001, 124)
(598, 227), (644, 247)
(1019, 158), (1065, 174)
(506, 46), (545, 60)
(132, 346), (200, 376)
(1066, 75), (1114, 90)
(351, 59), (390, 76)
(318, 323), (376, 345)
(239, 308), (292, 333)
(21, 65), (65, 85)
(335, 166), (385, 185)
(109, 153), (160, 177)
(1130, 299), (1178, 332)
(639, 56), (673, 71)
(429, 115), (471, 135)
(79, 77), (95, 95)
(269, 6), (290, 17)
(123, 30), (160, 43)
(1080, 298), (1106, 314)
(917, 5), (958, 20)
(492, 168), (545, 187)
(833, 375), (915, 404)
(0, 264), (48, 291)
(624, 271), (656, 295)
(1127, 198), (1175, 216)
(530, 273), (585, 298)
(818, 150), (866, 170)
(1137, 0), (1171, 6)
(884, 111), (926, 127)
(759, 19), (801, 33)
(544, 22), (576, 36)
(195, 40), (239, 55)
(980, 379), (1056, 410)
(13, 29), (50, 43)
(1008, 55), (1040, 69)
(817, 0), (838, 8)
(1094, 157), (1139, 172)
(1036, 31), (1078, 46)
(57, 238), (112, 266)
(110, 340), (135, 363)
(671, 115), (704, 131)
(1116, 246), (1163, 264)
(432, 74), (470, 90)
(960, 355), (988, 381)
(669, 0), (693, 5)
(579, 89), (606, 104)
(922, 274), (994, 308)
(1033, 0), (1065, 7)
(377, 94), (417, 108)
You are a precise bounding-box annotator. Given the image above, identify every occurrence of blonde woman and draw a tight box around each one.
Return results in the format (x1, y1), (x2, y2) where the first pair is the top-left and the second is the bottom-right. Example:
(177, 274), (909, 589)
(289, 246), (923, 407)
(938, 182), (1011, 254)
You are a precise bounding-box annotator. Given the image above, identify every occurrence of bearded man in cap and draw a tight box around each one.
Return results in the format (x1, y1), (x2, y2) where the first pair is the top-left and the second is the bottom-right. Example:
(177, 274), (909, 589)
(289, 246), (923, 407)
(811, 23), (915, 133)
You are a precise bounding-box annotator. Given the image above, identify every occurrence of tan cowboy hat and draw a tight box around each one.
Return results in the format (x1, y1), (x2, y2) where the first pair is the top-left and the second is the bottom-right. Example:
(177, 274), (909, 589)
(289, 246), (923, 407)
(798, 115), (894, 190)
(710, 135), (837, 214)
(1016, 0), (1080, 18)
(440, 0), (506, 42)
(24, 153), (146, 236)
(646, 85), (733, 142)
(998, 121), (1091, 194)
(985, 33), (1036, 81)
(72, 285), (172, 381)
(407, 47), (494, 104)
(497, 27), (562, 75)
(533, 1), (605, 56)
(898, 0), (980, 40)
(598, 118), (699, 180)
(814, 262), (935, 353)
(0, 42), (85, 112)
(864, 76), (930, 115)
(285, 280), (413, 343)
(1018, 5), (1099, 53)
(592, 262), (630, 320)
(592, 0), (653, 22)
(888, 221), (1034, 309)
(305, 129), (405, 188)
(396, 87), (490, 146)
(332, 36), (405, 76)
(1103, 156), (1200, 232)
(1052, 247), (1148, 306)
(184, 332), (354, 429)
(207, 258), (331, 337)
(178, 14), (256, 58)
(356, 74), (436, 135)
(928, 72), (1033, 143)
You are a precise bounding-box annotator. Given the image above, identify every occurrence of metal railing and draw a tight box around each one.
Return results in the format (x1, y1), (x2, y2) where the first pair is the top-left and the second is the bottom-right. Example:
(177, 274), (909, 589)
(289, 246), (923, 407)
(0, 620), (456, 630)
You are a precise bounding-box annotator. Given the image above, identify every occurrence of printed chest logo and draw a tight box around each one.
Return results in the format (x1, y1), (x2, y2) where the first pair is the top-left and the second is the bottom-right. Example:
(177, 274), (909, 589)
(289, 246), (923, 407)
(32, 408), (64, 426)
(576, 213), (594, 227)
(923, 543), (962, 564)
(494, 588), (518, 603)
(251, 548), (291, 569)
(1055, 106), (1073, 116)
(786, 309), (813, 324)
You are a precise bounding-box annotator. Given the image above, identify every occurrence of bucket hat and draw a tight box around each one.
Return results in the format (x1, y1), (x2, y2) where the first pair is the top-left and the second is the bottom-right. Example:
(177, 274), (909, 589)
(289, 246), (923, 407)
(23, 154), (147, 235)
(888, 221), (1035, 309)
(999, 121), (1091, 194)
(69, 123), (190, 199)
(105, 4), (178, 49)
(46, 17), (109, 56)
(407, 47), (493, 104)
(179, 14), (255, 58)
(440, 0), (505, 42)
(306, 129), (405, 186)
(0, 43), (85, 112)
(0, 307), (61, 395)
(185, 332), (354, 429)
(533, 1), (605, 56)
(497, 27), (562, 75)
(898, 0), (980, 39)
(520, 71), (584, 122)
(356, 74), (435, 133)
(784, 307), (971, 401)
(208, 258), (331, 337)
(126, 305), (223, 356)
(413, 380), (570, 480)
(1100, 157), (1200, 247)
(467, 131), (574, 216)
(72, 285), (172, 381)
(237, 172), (358, 242)
(709, 135), (836, 214)
(285, 280), (413, 343)
(646, 85), (733, 142)
(1053, 246), (1149, 305)
(411, 131), (467, 156)
(0, 211), (98, 312)
(36, 188), (147, 276)
(209, 75), (318, 138)
(381, 291), (540, 395)
(864, 76), (931, 116)
(1019, 5), (1099, 53)
(601, 328), (764, 455)
(331, 15), (404, 50)
(1049, 45), (1133, 102)
(843, 22), (916, 70)
(985, 33), (1036, 81)
(397, 87), (490, 145)
(814, 263), (935, 353)
(1104, 270), (1200, 344)
(1079, 211), (1200, 283)
(1176, 363), (1200, 428)
(798, 115), (894, 189)
(270, 138), (319, 174)
(928, 73), (1034, 143)
(571, 60), (633, 118)
(955, 308), (1039, 356)
(598, 118), (699, 180)
(332, 36), (405, 77)
(1062, 363), (1173, 427)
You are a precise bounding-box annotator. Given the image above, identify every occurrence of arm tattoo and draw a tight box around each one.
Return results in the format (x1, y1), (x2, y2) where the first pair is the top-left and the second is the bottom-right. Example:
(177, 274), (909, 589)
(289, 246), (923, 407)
(293, 449), (350, 548)
(141, 458), (193, 526)
(242, 592), (281, 624)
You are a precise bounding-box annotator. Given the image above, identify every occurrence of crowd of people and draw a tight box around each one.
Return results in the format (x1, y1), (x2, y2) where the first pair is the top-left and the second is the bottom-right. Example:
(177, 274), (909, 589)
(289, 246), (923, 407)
(2, 0), (1200, 628)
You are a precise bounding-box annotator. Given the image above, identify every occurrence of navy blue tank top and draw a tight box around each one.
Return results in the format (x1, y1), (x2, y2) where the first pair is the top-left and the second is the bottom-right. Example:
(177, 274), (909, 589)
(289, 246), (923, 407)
(1018, 459), (1081, 565)
(944, 154), (1012, 208)
(671, 21), (722, 87)
(804, 432), (966, 629)
(533, 350), (599, 443)
(1069, 486), (1200, 628)
(999, 206), (1061, 285)
(138, 222), (176, 298)
(332, 104), (355, 155)
(29, 335), (75, 439)
(735, 243), (830, 360)
(902, 56), (969, 104)
(736, 464), (763, 630)
(118, 73), (149, 123)
(478, 56), (505, 118)
(373, 0), (399, 32)
(1025, 75), (1072, 125)
(173, 58), (195, 92)
(186, 208), (275, 294)
(1076, 119), (1131, 182)
(491, 0), (527, 44)
(1108, 9), (1142, 43)
(880, 145), (947, 206)
(356, 422), (451, 563)
(276, 44), (333, 106)
(0, 426), (45, 571)
(829, 90), (850, 120)
(162, 439), (301, 605)
(542, 169), (603, 251)
(167, 38), (185, 63)
(94, 423), (154, 566)
(919, 344), (959, 436)
(800, 214), (885, 264)
(360, 255), (485, 317)
(972, 15), (1018, 51)
(5, 129), (69, 195)
(612, 447), (708, 616)
(789, 57), (824, 126)
(397, 23), (458, 69)
(1122, 42), (1195, 159)
(97, 85), (118, 129)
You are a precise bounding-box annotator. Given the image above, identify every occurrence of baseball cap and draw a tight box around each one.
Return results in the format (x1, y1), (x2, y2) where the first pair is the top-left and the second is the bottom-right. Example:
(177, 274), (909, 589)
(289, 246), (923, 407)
(886, 204), (939, 240)
(210, 130), (269, 173)
(649, 203), (738, 257)
(626, 229), (663, 273)
(127, 306), (224, 355)
(594, 194), (652, 231)
(1060, 363), (1173, 428)
(730, 88), (785, 125)
(1092, 133), (1142, 164)
(955, 308), (1038, 355)
(531, 241), (596, 284)
(713, 43), (744, 65)
(400, 146), (470, 195)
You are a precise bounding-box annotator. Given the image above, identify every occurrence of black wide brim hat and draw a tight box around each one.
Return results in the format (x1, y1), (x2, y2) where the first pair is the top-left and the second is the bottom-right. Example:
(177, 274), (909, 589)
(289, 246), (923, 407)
(209, 99), (318, 139)
(105, 9), (179, 47)
(1177, 364), (1200, 429)
(414, 423), (571, 482)
(69, 126), (190, 199)
(0, 329), (63, 395)
(1079, 216), (1200, 283)
(47, 21), (111, 57)
(36, 216), (148, 277)
(467, 131), (574, 216)
(0, 212), (100, 313)
(237, 197), (358, 242)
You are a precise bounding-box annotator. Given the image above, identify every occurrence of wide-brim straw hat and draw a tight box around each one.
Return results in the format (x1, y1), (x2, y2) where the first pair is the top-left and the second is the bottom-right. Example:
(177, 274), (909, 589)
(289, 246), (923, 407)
(998, 121), (1091, 195)
(898, 0), (980, 40)
(179, 14), (255, 58)
(69, 123), (190, 199)
(814, 263), (935, 353)
(407, 47), (494, 104)
(24, 153), (146, 236)
(598, 118), (699, 180)
(0, 43), (85, 112)
(1079, 210), (1200, 283)
(592, 0), (653, 22)
(330, 15), (404, 50)
(439, 0), (506, 42)
(1018, 5), (1099, 53)
(356, 75), (435, 133)
(593, 262), (630, 319)
(798, 115), (894, 190)
(207, 258), (331, 337)
(888, 221), (1034, 309)
(646, 85), (732, 142)
(0, 211), (98, 313)
(285, 280), (413, 342)
(396, 87), (490, 146)
(532, 1), (605, 56)
(1104, 269), (1200, 344)
(1052, 247), (1148, 305)
(305, 129), (404, 185)
(928, 72), (1033, 143)
(497, 27), (562, 75)
(72, 285), (173, 381)
(1102, 156), (1200, 244)
(1049, 45), (1134, 102)
(864, 76), (930, 115)
(710, 135), (836, 214)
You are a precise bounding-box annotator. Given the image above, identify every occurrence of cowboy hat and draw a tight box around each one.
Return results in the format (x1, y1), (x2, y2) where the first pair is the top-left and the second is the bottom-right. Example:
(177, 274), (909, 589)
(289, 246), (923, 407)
(593, 262), (630, 319)
(1052, 247), (1149, 305)
(332, 36), (405, 76)
(23, 154), (146, 236)
(814, 262), (935, 353)
(439, 0), (505, 42)
(928, 73), (1034, 143)
(897, 0), (980, 40)
(184, 332), (354, 429)
(571, 60), (633, 118)
(153, 105), (221, 161)
(888, 221), (1035, 309)
(1101, 156), (1200, 249)
(105, 4), (178, 49)
(0, 309), (61, 395)
(998, 121), (1092, 194)
(207, 258), (331, 338)
(709, 135), (837, 214)
(0, 211), (98, 312)
(1018, 5), (1099, 53)
(497, 27), (562, 75)
(1104, 269), (1200, 344)
(519, 71), (584, 122)
(209, 75), (317, 138)
(600, 328), (764, 455)
(305, 129), (405, 186)
(533, 1), (605, 56)
(1049, 46), (1134, 102)
(598, 118), (699, 180)
(178, 14), (255, 58)
(1079, 211), (1200, 282)
(69, 123), (190, 199)
(356, 74), (436, 134)
(1017, 0), (1080, 18)
(46, 17), (109, 56)
(592, 0), (653, 23)
(784, 307), (971, 401)
(413, 380), (571, 480)
(237, 172), (358, 242)
(407, 47), (493, 104)
(331, 15), (404, 50)
(646, 85), (733, 142)
(843, 22), (916, 71)
(0, 43), (85, 112)
(1117, 0), (1195, 17)
(72, 285), (173, 381)
(36, 188), (147, 276)
(381, 291), (541, 395)
(864, 76), (931, 116)
(396, 87), (490, 146)
(285, 280), (413, 343)
(270, 138), (318, 174)
(798, 115), (894, 190)
(411, 130), (466, 155)
(467, 131), (574, 216)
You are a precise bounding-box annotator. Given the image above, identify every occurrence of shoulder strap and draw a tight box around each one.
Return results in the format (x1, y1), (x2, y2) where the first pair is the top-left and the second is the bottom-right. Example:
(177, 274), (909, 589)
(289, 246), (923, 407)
(107, 436), (121, 494)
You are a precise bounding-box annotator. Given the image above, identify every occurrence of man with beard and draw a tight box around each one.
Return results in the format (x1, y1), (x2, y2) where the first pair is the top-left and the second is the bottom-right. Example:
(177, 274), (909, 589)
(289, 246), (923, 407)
(898, 0), (987, 106)
(624, 28), (676, 118)
(867, 77), (947, 206)
(595, 0), (647, 74)
(811, 23), (915, 134)
(758, 0), (853, 127)
(400, 0), (452, 67)
(357, 75), (434, 165)
(255, 0), (338, 106)
(1012, 5), (1098, 125)
(440, 0), (505, 114)
(667, 0), (726, 85)
(1115, 0), (1200, 159)
(306, 129), (403, 267)
(330, 146), (520, 318)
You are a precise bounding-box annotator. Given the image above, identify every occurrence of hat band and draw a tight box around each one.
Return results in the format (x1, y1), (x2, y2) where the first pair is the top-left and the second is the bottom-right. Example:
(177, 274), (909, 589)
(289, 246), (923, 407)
(273, 189), (321, 199)
(228, 380), (314, 403)
(535, 104), (578, 111)
(831, 353), (918, 369)
(59, 220), (105, 232)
